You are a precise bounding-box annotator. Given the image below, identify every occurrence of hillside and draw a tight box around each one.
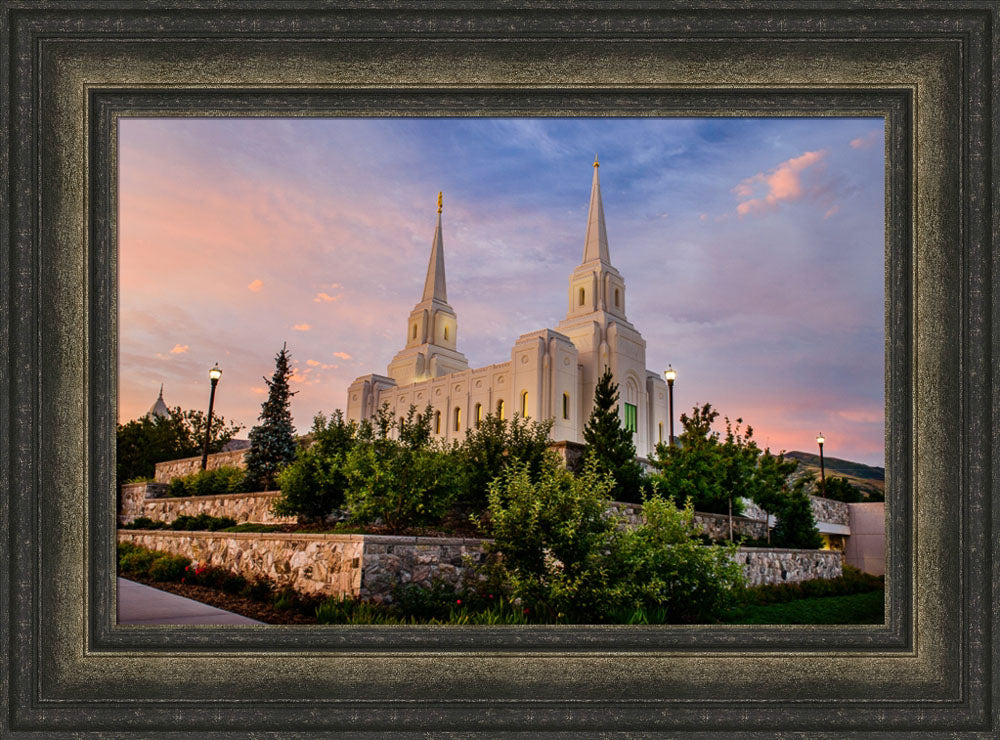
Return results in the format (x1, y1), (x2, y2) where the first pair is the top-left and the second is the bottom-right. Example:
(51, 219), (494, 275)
(783, 451), (885, 501)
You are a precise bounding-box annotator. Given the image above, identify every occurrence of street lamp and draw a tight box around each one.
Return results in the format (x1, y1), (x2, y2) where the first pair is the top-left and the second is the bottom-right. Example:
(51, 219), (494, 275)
(663, 365), (677, 446)
(816, 433), (826, 497)
(200, 363), (222, 471)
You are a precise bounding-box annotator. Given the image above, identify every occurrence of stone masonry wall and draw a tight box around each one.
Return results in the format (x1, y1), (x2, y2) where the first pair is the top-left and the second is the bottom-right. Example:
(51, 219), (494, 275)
(736, 547), (842, 586)
(153, 448), (249, 483)
(118, 485), (295, 526)
(809, 496), (850, 526)
(119, 532), (840, 603)
(607, 501), (767, 539)
(117, 530), (488, 602)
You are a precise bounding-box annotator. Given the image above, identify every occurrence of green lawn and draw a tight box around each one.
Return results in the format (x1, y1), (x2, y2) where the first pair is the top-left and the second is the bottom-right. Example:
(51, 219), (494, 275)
(722, 590), (884, 625)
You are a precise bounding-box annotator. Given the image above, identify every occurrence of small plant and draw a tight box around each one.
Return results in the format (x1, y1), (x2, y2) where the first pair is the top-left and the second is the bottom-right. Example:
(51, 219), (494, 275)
(147, 553), (191, 581)
(166, 466), (247, 497)
(168, 513), (238, 531)
(121, 516), (167, 530)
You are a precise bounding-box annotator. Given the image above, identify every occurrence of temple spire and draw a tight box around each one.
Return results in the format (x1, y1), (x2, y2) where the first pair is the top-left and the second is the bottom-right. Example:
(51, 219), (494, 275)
(422, 192), (447, 303)
(582, 155), (611, 265)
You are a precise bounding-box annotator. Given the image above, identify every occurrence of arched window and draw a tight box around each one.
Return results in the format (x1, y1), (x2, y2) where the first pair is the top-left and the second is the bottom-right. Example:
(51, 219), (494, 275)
(615, 288), (620, 307)
(520, 391), (529, 418)
(562, 393), (570, 420)
(443, 326), (449, 341)
(412, 324), (418, 340)
(475, 403), (483, 427)
(578, 287), (585, 306)
(454, 406), (461, 432)
(434, 410), (441, 434)
(658, 422), (663, 443)
(497, 399), (505, 420)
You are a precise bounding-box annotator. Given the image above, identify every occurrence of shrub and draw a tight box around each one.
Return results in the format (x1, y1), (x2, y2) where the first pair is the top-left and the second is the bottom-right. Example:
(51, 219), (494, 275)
(220, 523), (282, 533)
(119, 548), (158, 577)
(147, 553), (190, 581)
(165, 466), (246, 497)
(122, 516), (167, 530)
(770, 486), (823, 549)
(272, 411), (359, 522)
(168, 513), (238, 531)
(344, 437), (465, 533)
(459, 411), (557, 512)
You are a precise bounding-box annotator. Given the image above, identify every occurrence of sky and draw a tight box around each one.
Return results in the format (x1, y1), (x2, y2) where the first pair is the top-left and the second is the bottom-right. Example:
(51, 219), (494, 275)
(119, 117), (885, 466)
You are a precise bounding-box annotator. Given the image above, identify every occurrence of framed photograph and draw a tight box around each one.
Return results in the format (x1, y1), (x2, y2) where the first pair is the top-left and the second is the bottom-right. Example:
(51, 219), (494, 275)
(2, 2), (996, 736)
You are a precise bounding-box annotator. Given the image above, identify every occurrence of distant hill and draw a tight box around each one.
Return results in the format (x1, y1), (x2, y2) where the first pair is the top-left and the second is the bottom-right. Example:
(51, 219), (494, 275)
(783, 451), (885, 500)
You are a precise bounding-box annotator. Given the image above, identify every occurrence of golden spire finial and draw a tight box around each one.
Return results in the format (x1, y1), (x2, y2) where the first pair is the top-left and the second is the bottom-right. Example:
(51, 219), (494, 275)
(437, 191), (442, 214)
(594, 154), (599, 168)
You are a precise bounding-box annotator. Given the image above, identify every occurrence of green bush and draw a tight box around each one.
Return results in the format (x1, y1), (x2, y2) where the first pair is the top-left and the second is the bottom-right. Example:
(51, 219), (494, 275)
(168, 513), (238, 531)
(739, 565), (884, 606)
(273, 411), (359, 522)
(219, 523), (282, 533)
(122, 516), (167, 530)
(165, 466), (247, 497)
(119, 548), (158, 577)
(147, 553), (191, 581)
(344, 437), (465, 533)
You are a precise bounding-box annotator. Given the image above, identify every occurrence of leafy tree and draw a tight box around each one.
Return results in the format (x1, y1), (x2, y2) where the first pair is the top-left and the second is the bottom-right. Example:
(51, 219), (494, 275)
(771, 480), (824, 549)
(244, 343), (298, 491)
(581, 368), (645, 503)
(459, 411), (557, 512)
(273, 411), (359, 522)
(116, 406), (241, 485)
(749, 450), (801, 545)
(718, 416), (761, 535)
(647, 403), (735, 516)
(816, 475), (864, 503)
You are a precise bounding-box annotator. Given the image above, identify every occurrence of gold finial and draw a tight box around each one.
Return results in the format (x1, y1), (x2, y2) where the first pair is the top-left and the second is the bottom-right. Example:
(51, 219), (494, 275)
(593, 154), (599, 168)
(437, 191), (442, 214)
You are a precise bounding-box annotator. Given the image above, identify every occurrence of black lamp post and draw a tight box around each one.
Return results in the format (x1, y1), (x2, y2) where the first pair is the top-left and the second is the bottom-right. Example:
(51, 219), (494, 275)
(663, 365), (677, 446)
(200, 363), (222, 471)
(816, 432), (826, 497)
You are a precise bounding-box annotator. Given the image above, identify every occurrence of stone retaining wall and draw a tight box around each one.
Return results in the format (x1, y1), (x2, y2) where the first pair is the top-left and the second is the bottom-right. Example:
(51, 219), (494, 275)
(118, 530), (487, 602)
(607, 501), (767, 539)
(809, 496), (850, 526)
(153, 448), (250, 483)
(736, 547), (842, 586)
(118, 484), (295, 526)
(119, 531), (840, 603)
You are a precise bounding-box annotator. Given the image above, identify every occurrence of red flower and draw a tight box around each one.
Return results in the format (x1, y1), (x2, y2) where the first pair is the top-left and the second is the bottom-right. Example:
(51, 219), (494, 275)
(455, 599), (462, 605)
(184, 565), (189, 571)
(181, 577), (185, 583)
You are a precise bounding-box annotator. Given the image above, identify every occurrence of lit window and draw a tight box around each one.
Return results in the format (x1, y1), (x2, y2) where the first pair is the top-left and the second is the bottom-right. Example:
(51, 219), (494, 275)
(578, 287), (585, 306)
(521, 391), (529, 418)
(434, 410), (441, 434)
(658, 422), (663, 443)
(497, 399), (505, 420)
(475, 403), (483, 427)
(562, 393), (570, 420)
(454, 407), (461, 432)
(624, 403), (637, 433)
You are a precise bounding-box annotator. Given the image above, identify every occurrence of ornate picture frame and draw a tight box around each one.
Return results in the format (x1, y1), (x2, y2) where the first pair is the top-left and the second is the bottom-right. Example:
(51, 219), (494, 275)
(2, 2), (995, 735)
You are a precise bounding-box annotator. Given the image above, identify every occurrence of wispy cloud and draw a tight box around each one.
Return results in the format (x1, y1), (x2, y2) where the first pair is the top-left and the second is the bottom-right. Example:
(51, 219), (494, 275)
(314, 292), (340, 303)
(733, 149), (831, 217)
(247, 279), (263, 292)
(292, 323), (312, 331)
(332, 351), (352, 360)
(850, 130), (881, 150)
(169, 344), (189, 354)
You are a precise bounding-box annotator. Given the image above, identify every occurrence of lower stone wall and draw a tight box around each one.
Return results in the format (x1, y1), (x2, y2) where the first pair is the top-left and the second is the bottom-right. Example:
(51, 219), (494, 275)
(736, 547), (842, 586)
(117, 530), (487, 602)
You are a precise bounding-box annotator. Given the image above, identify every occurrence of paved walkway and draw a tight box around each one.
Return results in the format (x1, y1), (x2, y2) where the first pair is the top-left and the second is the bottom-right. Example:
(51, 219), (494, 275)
(117, 578), (264, 625)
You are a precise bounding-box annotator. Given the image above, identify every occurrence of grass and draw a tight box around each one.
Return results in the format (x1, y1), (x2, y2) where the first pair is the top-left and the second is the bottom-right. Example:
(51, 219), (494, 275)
(722, 590), (884, 624)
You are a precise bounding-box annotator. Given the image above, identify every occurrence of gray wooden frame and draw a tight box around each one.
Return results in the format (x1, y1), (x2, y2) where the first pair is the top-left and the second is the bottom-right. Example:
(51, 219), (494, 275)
(1, 2), (995, 736)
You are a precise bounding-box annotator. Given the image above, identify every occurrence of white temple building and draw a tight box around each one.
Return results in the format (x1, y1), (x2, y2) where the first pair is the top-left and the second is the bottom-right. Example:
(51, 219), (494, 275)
(346, 159), (670, 457)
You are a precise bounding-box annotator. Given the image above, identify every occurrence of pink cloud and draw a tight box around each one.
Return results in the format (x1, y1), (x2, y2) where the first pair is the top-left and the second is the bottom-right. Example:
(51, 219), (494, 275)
(293, 323), (312, 331)
(169, 344), (189, 354)
(306, 359), (320, 366)
(734, 150), (829, 217)
(824, 205), (840, 219)
(850, 130), (881, 149)
(333, 351), (352, 360)
(247, 279), (263, 292)
(314, 292), (341, 303)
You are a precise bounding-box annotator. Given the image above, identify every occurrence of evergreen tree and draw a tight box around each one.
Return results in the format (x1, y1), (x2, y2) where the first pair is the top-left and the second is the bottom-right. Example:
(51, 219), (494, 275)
(244, 343), (298, 491)
(581, 367), (644, 502)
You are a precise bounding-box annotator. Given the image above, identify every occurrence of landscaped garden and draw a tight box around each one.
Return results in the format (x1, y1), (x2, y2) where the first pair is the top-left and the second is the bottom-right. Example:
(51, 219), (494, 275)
(119, 349), (878, 625)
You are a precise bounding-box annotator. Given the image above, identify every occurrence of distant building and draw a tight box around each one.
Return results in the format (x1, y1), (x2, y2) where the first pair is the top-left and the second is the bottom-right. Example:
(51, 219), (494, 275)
(146, 384), (169, 419)
(347, 159), (670, 457)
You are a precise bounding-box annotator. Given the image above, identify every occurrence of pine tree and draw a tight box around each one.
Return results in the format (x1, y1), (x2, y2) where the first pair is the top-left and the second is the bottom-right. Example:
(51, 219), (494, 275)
(244, 343), (298, 491)
(581, 367), (644, 502)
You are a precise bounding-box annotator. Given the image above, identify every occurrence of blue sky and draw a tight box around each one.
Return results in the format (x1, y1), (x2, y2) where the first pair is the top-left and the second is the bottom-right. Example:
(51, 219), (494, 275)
(119, 116), (885, 465)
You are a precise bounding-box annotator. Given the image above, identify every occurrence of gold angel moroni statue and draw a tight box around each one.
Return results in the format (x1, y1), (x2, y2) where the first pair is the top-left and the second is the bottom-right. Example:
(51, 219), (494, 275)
(594, 153), (599, 168)
(437, 191), (443, 214)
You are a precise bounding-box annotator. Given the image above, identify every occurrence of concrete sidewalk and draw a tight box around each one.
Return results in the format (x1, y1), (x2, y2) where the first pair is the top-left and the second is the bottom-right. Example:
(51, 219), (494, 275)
(117, 578), (264, 625)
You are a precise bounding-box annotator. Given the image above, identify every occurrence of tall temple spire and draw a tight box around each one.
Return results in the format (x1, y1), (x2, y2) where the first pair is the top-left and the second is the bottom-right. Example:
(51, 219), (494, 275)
(582, 154), (611, 265)
(422, 191), (447, 302)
